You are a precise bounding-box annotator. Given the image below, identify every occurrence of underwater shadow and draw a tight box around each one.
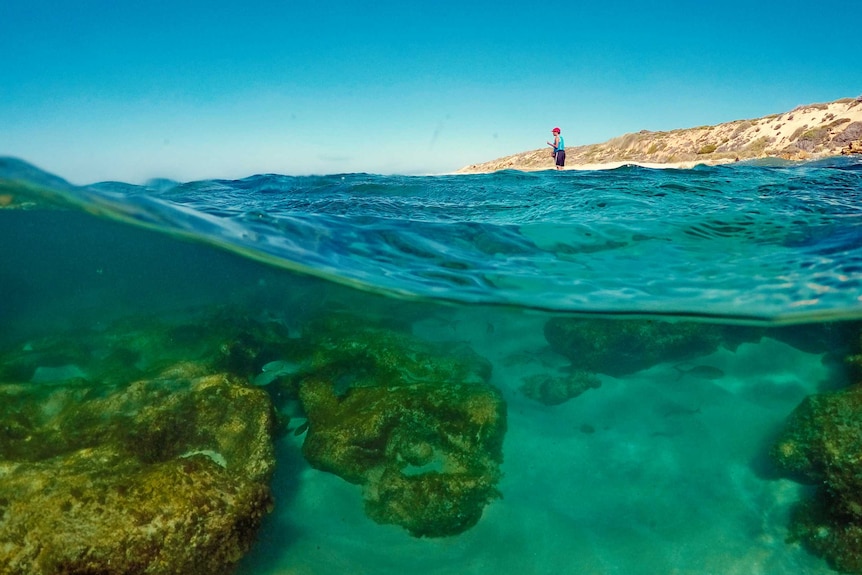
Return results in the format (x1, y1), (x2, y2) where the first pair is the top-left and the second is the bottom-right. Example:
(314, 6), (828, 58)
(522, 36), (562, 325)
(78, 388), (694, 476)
(236, 436), (308, 574)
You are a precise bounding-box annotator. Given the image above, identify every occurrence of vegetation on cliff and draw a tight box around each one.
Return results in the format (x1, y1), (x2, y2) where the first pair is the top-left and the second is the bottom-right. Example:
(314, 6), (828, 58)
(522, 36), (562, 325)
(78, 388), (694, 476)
(460, 98), (862, 173)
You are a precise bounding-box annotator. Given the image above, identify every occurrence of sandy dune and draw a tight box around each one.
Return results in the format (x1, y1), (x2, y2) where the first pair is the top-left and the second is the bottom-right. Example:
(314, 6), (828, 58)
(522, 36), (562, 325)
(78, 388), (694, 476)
(460, 97), (862, 173)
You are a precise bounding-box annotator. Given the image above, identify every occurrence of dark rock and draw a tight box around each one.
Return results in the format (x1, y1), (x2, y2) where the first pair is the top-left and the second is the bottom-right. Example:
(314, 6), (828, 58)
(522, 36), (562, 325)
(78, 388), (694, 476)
(519, 370), (601, 405)
(766, 321), (862, 357)
(543, 317), (743, 377)
(834, 121), (862, 146)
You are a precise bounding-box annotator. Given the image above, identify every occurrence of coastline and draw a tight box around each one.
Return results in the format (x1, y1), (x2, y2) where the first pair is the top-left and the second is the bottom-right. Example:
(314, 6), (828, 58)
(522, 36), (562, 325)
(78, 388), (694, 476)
(519, 158), (736, 173)
(565, 158), (737, 171)
(458, 97), (862, 175)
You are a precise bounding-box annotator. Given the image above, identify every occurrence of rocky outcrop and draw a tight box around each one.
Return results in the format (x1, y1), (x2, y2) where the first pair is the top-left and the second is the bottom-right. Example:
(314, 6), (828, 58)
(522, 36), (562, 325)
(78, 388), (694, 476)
(0, 310), (284, 575)
(294, 315), (505, 537)
(0, 371), (275, 575)
(771, 384), (862, 575)
(460, 97), (862, 172)
(841, 129), (862, 156)
(300, 377), (506, 537)
(765, 330), (862, 574)
(542, 317), (745, 377)
(835, 121), (862, 148)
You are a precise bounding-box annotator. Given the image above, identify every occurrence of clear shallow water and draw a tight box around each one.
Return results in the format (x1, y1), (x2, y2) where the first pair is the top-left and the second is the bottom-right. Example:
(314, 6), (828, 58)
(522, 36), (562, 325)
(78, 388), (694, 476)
(1, 156), (862, 575)
(5, 156), (862, 322)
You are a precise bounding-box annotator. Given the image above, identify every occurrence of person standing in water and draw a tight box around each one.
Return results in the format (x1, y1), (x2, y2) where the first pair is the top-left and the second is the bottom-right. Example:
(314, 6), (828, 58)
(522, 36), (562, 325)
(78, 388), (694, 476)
(547, 127), (565, 170)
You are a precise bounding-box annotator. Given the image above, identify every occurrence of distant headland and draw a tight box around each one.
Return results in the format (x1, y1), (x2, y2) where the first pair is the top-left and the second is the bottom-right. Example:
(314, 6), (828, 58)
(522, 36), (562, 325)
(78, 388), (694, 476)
(458, 97), (862, 173)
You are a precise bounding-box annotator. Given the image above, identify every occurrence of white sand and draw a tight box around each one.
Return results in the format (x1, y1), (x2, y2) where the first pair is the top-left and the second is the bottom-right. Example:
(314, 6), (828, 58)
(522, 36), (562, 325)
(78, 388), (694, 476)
(238, 309), (837, 575)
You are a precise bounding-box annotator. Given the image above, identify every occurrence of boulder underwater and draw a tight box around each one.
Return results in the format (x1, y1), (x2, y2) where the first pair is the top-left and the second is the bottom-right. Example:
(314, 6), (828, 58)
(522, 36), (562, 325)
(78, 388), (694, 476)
(542, 317), (759, 377)
(0, 303), (508, 575)
(295, 314), (506, 537)
(0, 310), (279, 575)
(0, 372), (275, 575)
(771, 383), (862, 575)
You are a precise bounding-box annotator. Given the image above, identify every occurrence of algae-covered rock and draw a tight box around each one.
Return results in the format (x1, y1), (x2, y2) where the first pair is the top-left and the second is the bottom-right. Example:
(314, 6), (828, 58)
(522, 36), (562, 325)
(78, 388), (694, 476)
(301, 378), (505, 537)
(296, 315), (505, 537)
(0, 308), (281, 575)
(301, 313), (493, 389)
(543, 317), (745, 377)
(772, 384), (862, 574)
(0, 372), (275, 575)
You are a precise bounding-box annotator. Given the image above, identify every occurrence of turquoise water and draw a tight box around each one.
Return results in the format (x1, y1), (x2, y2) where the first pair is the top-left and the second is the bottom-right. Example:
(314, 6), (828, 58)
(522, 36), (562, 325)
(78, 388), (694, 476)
(2, 156), (862, 574)
(6, 156), (862, 323)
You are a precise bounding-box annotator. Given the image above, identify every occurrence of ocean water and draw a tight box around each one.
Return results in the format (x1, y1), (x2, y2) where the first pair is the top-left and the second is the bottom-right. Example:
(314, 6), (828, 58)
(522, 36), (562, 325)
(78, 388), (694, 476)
(2, 155), (862, 574)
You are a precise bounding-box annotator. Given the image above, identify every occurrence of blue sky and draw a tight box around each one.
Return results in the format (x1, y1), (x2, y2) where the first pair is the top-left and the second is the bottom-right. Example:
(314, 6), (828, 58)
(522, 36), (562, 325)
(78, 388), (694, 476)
(2, 1), (860, 184)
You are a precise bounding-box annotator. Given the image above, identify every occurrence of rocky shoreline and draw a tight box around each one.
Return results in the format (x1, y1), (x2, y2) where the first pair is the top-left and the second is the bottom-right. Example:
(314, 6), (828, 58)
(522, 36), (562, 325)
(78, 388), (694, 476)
(459, 97), (862, 173)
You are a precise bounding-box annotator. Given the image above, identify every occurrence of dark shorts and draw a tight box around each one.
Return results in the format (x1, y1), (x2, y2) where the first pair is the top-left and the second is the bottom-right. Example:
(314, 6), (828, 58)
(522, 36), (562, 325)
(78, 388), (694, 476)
(555, 150), (566, 167)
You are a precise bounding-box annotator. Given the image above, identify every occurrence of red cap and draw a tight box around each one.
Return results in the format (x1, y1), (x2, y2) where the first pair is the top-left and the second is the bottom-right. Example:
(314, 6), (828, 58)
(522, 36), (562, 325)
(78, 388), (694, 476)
(552, 127), (561, 133)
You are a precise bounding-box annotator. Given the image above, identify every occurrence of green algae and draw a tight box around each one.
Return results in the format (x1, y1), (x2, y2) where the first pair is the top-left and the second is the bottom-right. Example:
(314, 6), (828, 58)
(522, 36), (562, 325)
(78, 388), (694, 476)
(0, 309), (279, 575)
(0, 371), (276, 575)
(772, 380), (862, 574)
(0, 303), (508, 573)
(294, 313), (506, 537)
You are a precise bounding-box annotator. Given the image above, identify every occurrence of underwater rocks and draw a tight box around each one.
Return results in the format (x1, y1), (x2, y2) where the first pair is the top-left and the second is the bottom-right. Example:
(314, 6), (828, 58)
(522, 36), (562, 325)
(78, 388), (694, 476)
(768, 320), (862, 359)
(300, 379), (506, 537)
(0, 300), (508, 564)
(296, 315), (505, 538)
(0, 310), (279, 575)
(772, 384), (862, 574)
(543, 317), (712, 377)
(0, 371), (275, 575)
(543, 317), (861, 379)
(543, 317), (748, 377)
(519, 370), (601, 405)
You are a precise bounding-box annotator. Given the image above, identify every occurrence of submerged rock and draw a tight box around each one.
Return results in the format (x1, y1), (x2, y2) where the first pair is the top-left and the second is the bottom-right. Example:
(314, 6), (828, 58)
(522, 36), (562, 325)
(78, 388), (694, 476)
(0, 372), (275, 575)
(519, 369), (601, 405)
(772, 384), (862, 574)
(296, 315), (505, 537)
(543, 317), (753, 377)
(0, 308), (283, 575)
